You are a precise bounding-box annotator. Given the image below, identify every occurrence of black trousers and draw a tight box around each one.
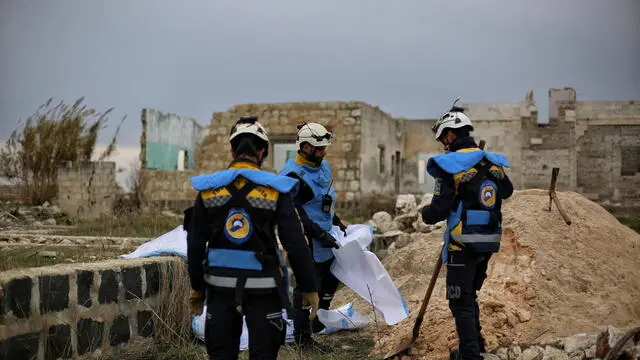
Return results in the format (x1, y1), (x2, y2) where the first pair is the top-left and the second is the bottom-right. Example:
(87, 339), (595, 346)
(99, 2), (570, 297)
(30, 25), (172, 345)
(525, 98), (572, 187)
(292, 257), (340, 342)
(446, 249), (492, 360)
(204, 286), (286, 360)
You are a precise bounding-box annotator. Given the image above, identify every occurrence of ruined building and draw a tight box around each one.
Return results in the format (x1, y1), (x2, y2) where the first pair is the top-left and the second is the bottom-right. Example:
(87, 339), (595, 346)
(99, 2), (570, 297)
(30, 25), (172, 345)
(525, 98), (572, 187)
(139, 87), (640, 211)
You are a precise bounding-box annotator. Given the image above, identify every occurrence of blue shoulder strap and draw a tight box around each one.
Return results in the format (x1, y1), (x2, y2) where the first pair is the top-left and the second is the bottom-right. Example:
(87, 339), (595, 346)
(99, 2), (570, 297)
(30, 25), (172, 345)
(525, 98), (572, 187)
(191, 169), (299, 193)
(427, 150), (510, 176)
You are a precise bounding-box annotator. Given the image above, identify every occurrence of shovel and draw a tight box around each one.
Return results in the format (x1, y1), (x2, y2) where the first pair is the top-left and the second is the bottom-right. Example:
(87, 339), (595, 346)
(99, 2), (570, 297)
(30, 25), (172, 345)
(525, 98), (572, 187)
(383, 244), (444, 359)
(384, 139), (486, 359)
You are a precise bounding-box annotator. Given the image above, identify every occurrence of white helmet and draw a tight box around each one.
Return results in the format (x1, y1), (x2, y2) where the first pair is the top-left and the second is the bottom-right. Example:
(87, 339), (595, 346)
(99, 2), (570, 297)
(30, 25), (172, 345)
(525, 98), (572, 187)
(229, 116), (269, 144)
(295, 122), (333, 148)
(432, 98), (474, 140)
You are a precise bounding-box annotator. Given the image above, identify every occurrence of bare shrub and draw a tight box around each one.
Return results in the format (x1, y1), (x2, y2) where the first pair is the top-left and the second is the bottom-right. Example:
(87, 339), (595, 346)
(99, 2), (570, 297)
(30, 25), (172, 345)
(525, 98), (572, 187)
(0, 97), (124, 205)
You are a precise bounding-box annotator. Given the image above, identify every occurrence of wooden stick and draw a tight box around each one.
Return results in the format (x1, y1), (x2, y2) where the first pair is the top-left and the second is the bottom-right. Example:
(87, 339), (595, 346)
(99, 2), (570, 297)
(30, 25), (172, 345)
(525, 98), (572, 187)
(551, 192), (572, 225)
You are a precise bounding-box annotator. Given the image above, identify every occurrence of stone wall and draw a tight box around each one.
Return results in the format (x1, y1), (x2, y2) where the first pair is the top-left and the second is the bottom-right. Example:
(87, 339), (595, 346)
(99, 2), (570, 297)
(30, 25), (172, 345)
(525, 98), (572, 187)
(359, 106), (404, 196)
(0, 257), (183, 360)
(402, 101), (530, 194)
(56, 162), (120, 219)
(140, 169), (197, 211)
(196, 101), (364, 205)
(576, 123), (640, 203)
(138, 88), (640, 210)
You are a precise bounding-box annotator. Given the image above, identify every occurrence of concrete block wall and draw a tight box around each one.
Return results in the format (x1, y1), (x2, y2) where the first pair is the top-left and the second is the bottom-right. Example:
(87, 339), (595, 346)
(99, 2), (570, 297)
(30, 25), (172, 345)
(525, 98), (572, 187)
(140, 169), (198, 211)
(576, 124), (640, 202)
(0, 257), (183, 360)
(57, 162), (120, 219)
(196, 101), (364, 204)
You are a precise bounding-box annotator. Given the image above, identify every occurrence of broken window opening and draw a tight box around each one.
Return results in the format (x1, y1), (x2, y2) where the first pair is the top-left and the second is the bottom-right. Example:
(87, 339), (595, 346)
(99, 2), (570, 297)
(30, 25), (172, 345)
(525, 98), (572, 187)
(621, 146), (640, 176)
(177, 150), (189, 171)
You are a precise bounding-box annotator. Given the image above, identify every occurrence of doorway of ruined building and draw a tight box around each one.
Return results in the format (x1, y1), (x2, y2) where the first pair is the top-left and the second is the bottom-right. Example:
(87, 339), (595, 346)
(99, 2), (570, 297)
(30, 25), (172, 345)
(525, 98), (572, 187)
(273, 143), (298, 173)
(393, 151), (401, 193)
(417, 152), (439, 194)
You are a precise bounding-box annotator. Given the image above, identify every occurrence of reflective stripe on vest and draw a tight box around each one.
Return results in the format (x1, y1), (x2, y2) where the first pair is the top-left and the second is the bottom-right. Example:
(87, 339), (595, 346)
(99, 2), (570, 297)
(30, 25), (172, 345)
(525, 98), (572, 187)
(207, 248), (263, 271)
(204, 275), (276, 289)
(430, 148), (510, 262)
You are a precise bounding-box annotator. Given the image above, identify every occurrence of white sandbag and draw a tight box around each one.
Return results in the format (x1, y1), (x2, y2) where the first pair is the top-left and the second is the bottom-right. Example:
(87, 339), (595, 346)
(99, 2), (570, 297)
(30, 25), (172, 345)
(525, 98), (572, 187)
(120, 225), (187, 259)
(329, 225), (410, 325)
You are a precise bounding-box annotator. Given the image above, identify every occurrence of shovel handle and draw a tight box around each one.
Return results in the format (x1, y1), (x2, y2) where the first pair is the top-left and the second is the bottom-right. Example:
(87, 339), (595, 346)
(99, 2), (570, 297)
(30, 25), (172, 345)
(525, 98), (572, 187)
(412, 245), (444, 338)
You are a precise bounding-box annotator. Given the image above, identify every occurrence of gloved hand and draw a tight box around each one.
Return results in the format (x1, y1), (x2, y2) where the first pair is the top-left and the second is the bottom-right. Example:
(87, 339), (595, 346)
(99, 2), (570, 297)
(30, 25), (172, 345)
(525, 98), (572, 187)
(188, 290), (205, 316)
(302, 292), (320, 320)
(316, 231), (340, 249)
(337, 221), (348, 236)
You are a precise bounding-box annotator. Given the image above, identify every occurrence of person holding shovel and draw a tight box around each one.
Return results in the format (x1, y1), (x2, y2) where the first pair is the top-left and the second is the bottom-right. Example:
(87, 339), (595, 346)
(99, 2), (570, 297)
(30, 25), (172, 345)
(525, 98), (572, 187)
(422, 101), (514, 360)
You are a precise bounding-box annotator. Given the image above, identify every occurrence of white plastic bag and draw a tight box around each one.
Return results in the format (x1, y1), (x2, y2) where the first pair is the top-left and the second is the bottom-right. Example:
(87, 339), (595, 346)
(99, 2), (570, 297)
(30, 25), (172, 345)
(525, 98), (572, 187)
(329, 225), (410, 325)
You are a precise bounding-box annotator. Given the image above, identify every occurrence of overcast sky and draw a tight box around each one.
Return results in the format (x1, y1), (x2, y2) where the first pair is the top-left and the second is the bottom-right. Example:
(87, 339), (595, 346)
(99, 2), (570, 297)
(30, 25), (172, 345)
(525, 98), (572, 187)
(1, 0), (639, 148)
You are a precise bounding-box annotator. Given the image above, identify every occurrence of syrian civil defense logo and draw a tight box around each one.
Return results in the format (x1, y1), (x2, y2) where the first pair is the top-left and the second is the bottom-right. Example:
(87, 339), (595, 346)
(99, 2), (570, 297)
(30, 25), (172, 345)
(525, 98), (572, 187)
(224, 208), (253, 245)
(479, 180), (497, 209)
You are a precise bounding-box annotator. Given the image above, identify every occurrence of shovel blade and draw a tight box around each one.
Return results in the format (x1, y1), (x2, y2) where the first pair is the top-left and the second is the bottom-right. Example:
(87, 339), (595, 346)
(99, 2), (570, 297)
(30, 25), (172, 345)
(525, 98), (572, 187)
(383, 336), (416, 360)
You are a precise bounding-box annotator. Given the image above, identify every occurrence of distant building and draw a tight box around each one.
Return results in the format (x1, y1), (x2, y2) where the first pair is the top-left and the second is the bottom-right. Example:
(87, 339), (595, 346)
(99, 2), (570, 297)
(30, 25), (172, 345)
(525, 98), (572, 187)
(138, 87), (640, 211)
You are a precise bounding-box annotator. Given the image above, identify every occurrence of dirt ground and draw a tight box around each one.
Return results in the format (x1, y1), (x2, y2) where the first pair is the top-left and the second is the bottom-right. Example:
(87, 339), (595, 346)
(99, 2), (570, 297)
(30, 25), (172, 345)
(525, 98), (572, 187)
(333, 190), (640, 359)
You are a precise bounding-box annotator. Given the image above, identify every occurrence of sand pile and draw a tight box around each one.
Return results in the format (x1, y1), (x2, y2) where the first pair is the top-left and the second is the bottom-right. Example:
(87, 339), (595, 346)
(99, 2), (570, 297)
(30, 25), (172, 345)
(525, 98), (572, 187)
(332, 190), (640, 359)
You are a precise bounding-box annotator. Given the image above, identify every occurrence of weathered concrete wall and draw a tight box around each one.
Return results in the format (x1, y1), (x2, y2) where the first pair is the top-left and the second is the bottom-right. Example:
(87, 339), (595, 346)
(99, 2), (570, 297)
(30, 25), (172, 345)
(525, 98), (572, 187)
(196, 101), (363, 204)
(140, 109), (204, 171)
(359, 106), (404, 196)
(56, 162), (120, 219)
(402, 97), (531, 194)
(140, 170), (197, 211)
(0, 257), (183, 360)
(574, 106), (640, 209)
(402, 119), (440, 194)
(138, 88), (640, 210)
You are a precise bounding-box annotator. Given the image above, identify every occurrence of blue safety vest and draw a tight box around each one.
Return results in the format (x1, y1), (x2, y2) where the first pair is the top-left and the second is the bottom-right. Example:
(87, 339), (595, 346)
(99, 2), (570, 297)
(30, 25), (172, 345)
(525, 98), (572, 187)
(190, 168), (298, 289)
(427, 148), (510, 263)
(280, 159), (337, 263)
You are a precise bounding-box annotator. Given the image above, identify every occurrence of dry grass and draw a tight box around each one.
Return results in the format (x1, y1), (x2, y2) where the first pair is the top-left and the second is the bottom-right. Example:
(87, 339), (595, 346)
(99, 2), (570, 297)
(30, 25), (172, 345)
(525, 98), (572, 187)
(94, 259), (375, 359)
(0, 97), (125, 205)
(58, 212), (179, 238)
(95, 330), (374, 360)
(155, 260), (193, 343)
(0, 245), (124, 271)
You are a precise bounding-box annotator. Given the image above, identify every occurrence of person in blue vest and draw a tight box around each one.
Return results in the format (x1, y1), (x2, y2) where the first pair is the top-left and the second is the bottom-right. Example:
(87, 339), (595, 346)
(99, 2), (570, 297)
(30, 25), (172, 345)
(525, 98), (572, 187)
(421, 101), (514, 360)
(280, 122), (348, 354)
(186, 116), (320, 360)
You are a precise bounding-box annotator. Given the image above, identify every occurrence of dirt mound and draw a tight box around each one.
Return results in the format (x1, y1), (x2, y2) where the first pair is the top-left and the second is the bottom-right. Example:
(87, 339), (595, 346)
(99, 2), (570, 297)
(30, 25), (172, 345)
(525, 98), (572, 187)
(332, 190), (640, 359)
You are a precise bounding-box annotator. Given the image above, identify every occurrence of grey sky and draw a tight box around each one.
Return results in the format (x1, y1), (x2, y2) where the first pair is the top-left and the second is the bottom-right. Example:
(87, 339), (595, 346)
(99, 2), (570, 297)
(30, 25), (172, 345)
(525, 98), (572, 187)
(1, 0), (639, 147)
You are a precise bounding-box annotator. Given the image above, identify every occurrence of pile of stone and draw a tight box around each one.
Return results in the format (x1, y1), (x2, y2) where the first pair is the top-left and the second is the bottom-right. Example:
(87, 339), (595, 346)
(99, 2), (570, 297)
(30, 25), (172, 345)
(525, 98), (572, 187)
(486, 325), (639, 360)
(367, 193), (444, 255)
(1, 201), (64, 227)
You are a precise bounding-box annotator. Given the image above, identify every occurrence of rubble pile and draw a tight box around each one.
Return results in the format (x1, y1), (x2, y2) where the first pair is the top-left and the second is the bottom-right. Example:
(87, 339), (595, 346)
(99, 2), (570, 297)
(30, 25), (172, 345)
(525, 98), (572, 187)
(487, 326), (640, 360)
(0, 201), (65, 227)
(367, 193), (444, 258)
(334, 190), (640, 359)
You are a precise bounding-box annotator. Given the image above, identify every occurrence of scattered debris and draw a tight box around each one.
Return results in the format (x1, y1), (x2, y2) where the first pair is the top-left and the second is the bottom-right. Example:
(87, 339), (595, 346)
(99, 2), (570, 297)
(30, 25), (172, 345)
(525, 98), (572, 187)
(334, 190), (640, 359)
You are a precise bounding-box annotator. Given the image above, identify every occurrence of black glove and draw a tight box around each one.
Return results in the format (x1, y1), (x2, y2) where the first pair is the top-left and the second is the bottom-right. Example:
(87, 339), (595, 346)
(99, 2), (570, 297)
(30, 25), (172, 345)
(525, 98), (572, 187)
(316, 231), (340, 249)
(338, 222), (347, 236)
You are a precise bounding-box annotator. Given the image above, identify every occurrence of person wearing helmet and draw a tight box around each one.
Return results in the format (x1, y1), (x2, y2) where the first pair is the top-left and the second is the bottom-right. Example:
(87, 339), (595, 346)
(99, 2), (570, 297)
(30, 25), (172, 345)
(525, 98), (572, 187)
(185, 116), (320, 360)
(279, 122), (348, 354)
(422, 100), (514, 360)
